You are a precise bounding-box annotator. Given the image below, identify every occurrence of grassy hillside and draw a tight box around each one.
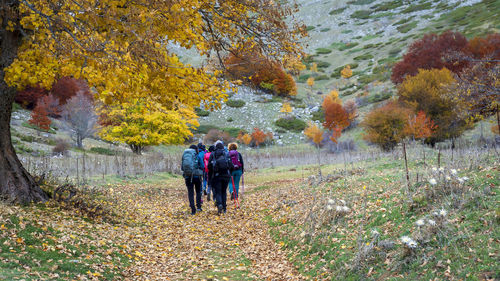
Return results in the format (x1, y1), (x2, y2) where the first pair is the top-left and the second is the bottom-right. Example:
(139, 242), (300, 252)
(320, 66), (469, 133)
(196, 0), (499, 146)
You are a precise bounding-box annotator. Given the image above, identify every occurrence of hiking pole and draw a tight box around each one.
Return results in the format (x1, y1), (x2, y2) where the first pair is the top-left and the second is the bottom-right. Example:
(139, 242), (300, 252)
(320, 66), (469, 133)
(241, 174), (245, 200)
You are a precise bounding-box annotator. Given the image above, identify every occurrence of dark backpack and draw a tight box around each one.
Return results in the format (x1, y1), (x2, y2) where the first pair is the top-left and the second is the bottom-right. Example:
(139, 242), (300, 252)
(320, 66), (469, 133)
(212, 150), (232, 174)
(182, 149), (203, 177)
(229, 150), (242, 169)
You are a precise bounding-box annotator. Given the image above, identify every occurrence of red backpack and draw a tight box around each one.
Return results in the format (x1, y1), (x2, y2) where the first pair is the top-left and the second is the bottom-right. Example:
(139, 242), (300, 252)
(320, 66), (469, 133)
(229, 150), (242, 169)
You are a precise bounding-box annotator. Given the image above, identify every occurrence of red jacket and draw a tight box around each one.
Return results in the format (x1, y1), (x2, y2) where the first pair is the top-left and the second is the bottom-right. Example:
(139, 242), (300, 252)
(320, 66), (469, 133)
(203, 152), (211, 173)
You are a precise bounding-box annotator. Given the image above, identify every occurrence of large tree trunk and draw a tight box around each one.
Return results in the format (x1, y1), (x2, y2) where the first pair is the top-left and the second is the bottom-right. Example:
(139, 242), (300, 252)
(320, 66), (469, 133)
(1, 5), (49, 203)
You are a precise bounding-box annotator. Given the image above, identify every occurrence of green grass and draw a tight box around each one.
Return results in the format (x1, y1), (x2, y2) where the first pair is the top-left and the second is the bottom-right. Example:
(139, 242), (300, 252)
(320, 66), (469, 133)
(397, 21), (418, 33)
(372, 0), (404, 12)
(351, 10), (371, 19)
(226, 99), (246, 108)
(275, 117), (307, 133)
(402, 2), (433, 14)
(263, 151), (499, 280)
(195, 107), (210, 117)
(315, 48), (332, 55)
(329, 7), (347, 15)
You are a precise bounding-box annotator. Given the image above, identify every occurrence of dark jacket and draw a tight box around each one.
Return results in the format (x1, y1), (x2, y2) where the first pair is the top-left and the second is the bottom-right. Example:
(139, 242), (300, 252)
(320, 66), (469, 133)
(208, 148), (232, 179)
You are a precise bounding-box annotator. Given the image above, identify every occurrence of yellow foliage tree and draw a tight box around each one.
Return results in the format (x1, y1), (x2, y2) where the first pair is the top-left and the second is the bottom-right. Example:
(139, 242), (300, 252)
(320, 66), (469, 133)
(310, 63), (318, 73)
(280, 102), (293, 115)
(327, 89), (342, 105)
(0, 0), (304, 203)
(341, 65), (353, 79)
(398, 68), (468, 143)
(304, 123), (324, 176)
(99, 100), (197, 154)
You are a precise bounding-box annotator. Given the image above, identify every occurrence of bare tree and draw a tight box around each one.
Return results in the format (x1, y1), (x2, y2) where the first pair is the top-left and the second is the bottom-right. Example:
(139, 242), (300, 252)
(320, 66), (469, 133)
(61, 92), (97, 149)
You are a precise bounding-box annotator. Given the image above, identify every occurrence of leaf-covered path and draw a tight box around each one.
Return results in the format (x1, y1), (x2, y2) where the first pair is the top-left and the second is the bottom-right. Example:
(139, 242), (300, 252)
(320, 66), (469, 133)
(120, 176), (303, 280)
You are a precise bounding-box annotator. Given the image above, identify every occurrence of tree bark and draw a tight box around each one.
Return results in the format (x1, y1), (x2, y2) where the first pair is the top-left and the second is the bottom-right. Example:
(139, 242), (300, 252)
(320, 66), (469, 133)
(0, 4), (49, 203)
(129, 144), (143, 155)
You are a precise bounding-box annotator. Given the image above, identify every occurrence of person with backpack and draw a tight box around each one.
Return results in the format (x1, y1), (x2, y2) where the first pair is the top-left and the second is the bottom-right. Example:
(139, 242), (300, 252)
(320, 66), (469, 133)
(197, 143), (207, 195)
(181, 144), (204, 215)
(228, 143), (244, 201)
(204, 145), (215, 201)
(208, 142), (233, 215)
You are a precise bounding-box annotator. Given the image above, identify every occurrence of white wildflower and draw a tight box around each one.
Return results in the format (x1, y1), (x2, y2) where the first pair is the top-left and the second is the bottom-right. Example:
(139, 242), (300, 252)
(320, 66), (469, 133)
(432, 167), (437, 172)
(400, 236), (412, 244)
(328, 199), (335, 205)
(341, 206), (350, 213)
(445, 176), (451, 181)
(336, 206), (343, 212)
(432, 211), (439, 216)
(415, 219), (425, 227)
(326, 205), (333, 211)
(439, 209), (447, 217)
(462, 176), (469, 181)
(406, 239), (418, 248)
(458, 178), (464, 184)
(439, 167), (444, 172)
(429, 178), (437, 185)
(339, 199), (346, 205)
(427, 219), (436, 226)
(371, 229), (379, 236)
(450, 169), (457, 175)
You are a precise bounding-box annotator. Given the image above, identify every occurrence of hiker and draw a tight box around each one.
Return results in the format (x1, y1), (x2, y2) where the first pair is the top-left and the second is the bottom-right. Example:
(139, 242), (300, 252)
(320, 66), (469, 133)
(204, 145), (215, 201)
(208, 142), (233, 215)
(198, 143), (207, 195)
(181, 144), (204, 215)
(228, 143), (244, 201)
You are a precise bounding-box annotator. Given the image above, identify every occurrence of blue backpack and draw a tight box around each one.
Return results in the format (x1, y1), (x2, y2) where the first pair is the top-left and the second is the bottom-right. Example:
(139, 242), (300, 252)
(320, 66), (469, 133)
(182, 149), (203, 178)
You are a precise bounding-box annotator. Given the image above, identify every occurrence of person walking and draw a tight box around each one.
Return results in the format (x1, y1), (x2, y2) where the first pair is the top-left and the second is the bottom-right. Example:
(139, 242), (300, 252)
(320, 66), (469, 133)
(197, 143), (207, 195)
(228, 143), (244, 201)
(208, 142), (232, 215)
(181, 144), (204, 215)
(204, 145), (215, 201)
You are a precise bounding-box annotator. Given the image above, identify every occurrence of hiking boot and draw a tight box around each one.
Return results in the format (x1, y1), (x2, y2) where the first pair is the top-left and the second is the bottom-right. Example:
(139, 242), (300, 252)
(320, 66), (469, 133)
(191, 210), (196, 215)
(197, 208), (203, 212)
(207, 195), (211, 202)
(217, 205), (223, 215)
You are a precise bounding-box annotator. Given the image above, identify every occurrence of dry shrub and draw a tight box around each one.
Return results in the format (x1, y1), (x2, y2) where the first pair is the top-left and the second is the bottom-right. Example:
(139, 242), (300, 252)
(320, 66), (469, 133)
(204, 129), (233, 144)
(52, 139), (70, 156)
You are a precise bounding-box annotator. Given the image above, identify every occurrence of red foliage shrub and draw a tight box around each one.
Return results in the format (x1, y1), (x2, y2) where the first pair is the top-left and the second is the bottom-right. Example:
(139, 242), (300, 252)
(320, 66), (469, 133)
(15, 86), (48, 109)
(29, 102), (51, 132)
(391, 31), (469, 84)
(51, 77), (92, 105)
(466, 33), (500, 60)
(38, 94), (61, 118)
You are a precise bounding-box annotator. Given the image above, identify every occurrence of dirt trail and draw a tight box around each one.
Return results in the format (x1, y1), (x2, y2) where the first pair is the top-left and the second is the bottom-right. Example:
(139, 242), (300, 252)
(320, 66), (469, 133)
(121, 178), (303, 280)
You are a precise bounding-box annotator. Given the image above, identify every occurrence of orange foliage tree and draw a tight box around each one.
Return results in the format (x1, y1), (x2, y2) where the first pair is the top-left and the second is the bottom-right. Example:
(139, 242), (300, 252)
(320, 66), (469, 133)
(251, 128), (268, 147)
(225, 49), (297, 97)
(322, 93), (350, 131)
(403, 111), (437, 142)
(237, 132), (252, 146)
